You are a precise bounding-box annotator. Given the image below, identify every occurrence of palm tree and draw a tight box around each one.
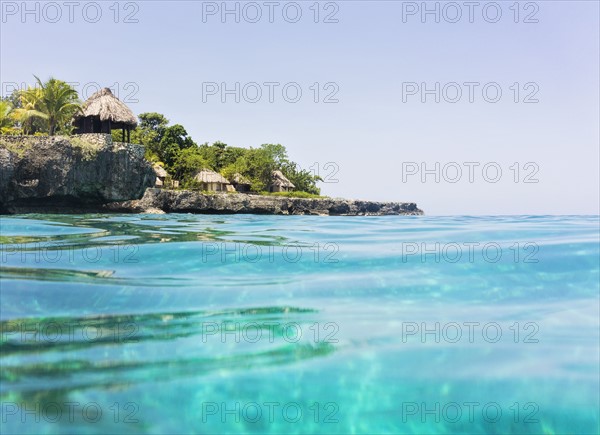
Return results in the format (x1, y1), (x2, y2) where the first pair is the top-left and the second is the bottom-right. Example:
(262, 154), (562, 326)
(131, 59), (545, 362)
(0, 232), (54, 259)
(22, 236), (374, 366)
(12, 86), (46, 134)
(0, 100), (14, 133)
(33, 76), (81, 135)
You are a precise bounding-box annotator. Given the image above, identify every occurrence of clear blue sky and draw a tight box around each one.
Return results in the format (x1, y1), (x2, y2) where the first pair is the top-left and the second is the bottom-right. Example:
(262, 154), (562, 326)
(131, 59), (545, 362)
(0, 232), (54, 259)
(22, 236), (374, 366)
(1, 1), (598, 214)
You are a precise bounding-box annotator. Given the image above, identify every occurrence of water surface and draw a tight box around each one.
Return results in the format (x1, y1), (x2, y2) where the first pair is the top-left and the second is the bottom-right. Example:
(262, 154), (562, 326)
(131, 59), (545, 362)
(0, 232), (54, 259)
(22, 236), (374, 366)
(1, 214), (599, 434)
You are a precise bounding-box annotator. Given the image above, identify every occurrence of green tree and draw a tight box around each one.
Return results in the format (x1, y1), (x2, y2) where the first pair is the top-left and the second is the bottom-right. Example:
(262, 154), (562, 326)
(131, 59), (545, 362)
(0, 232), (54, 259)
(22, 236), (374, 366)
(138, 112), (169, 150)
(0, 100), (20, 134)
(171, 147), (209, 184)
(159, 124), (196, 167)
(212, 141), (227, 170)
(4, 88), (22, 109)
(220, 145), (246, 169)
(195, 143), (218, 169)
(260, 143), (289, 167)
(193, 141), (247, 171)
(242, 147), (278, 191)
(221, 157), (249, 181)
(281, 162), (322, 195)
(12, 86), (46, 134)
(139, 112), (169, 133)
(32, 76), (81, 135)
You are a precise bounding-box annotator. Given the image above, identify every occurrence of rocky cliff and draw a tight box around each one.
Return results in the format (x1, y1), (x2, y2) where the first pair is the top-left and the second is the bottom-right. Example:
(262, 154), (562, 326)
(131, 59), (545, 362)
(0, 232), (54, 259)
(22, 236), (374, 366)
(106, 188), (424, 216)
(0, 134), (155, 213)
(0, 135), (423, 215)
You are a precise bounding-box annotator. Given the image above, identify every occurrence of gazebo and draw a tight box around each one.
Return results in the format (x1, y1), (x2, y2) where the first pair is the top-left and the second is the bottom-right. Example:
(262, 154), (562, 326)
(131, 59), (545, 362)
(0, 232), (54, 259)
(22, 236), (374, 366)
(193, 169), (234, 192)
(269, 170), (295, 192)
(73, 87), (137, 142)
(231, 173), (251, 192)
(153, 164), (169, 188)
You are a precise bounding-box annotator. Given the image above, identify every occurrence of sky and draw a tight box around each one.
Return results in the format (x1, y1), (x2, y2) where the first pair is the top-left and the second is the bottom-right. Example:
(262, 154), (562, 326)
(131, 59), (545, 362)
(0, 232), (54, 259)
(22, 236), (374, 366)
(1, 0), (599, 215)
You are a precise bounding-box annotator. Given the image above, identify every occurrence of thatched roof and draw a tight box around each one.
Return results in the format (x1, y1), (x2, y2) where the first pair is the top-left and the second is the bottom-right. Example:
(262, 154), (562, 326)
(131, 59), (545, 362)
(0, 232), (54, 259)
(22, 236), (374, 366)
(193, 169), (231, 184)
(232, 173), (251, 185)
(271, 170), (295, 188)
(74, 87), (137, 127)
(153, 164), (168, 178)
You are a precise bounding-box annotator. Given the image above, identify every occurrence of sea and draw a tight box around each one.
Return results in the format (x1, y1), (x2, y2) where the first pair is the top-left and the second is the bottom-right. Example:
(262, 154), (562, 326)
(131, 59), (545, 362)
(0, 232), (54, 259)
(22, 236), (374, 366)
(1, 214), (599, 434)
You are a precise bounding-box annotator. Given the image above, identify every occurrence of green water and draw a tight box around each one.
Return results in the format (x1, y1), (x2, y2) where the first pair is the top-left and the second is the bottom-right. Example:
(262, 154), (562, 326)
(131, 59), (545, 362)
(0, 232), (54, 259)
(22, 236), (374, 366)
(1, 214), (599, 434)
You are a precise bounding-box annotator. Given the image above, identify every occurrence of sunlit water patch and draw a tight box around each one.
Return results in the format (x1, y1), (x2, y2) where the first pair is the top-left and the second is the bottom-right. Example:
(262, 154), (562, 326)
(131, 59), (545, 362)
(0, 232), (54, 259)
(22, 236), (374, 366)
(1, 214), (598, 434)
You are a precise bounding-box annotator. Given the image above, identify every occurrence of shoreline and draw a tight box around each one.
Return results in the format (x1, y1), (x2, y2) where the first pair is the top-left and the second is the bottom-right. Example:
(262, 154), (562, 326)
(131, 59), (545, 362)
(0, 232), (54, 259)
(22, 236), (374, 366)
(107, 189), (424, 216)
(1, 136), (422, 216)
(1, 189), (423, 216)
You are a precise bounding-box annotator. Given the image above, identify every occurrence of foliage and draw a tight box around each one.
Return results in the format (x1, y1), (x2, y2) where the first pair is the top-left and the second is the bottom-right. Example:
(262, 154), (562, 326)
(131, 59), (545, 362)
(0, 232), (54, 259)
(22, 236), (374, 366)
(0, 100), (20, 135)
(11, 87), (46, 135)
(241, 145), (322, 194)
(1, 75), (323, 196)
(110, 112), (169, 158)
(158, 124), (196, 167)
(137, 112), (169, 153)
(70, 136), (101, 160)
(150, 136), (322, 194)
(263, 191), (325, 199)
(192, 142), (246, 172)
(171, 147), (209, 183)
(280, 162), (323, 195)
(0, 100), (13, 128)
(31, 76), (81, 135)
(3, 77), (81, 136)
(3, 89), (22, 109)
(221, 158), (249, 182)
(140, 126), (322, 194)
(0, 137), (34, 157)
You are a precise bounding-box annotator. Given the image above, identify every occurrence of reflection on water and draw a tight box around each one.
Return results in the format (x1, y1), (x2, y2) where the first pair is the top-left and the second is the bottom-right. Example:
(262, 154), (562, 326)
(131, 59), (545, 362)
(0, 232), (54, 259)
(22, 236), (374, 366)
(0, 214), (598, 434)
(2, 307), (335, 399)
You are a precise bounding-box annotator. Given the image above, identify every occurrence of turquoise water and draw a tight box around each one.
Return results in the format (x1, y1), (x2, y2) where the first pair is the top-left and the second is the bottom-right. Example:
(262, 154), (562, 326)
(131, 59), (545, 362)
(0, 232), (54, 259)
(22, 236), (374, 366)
(1, 214), (598, 434)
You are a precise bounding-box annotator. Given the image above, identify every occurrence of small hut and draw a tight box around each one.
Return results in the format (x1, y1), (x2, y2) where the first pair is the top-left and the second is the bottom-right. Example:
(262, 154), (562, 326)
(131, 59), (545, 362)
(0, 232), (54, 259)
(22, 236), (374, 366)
(269, 170), (295, 193)
(193, 169), (233, 192)
(231, 173), (251, 193)
(153, 164), (169, 188)
(73, 87), (137, 142)
(152, 164), (179, 188)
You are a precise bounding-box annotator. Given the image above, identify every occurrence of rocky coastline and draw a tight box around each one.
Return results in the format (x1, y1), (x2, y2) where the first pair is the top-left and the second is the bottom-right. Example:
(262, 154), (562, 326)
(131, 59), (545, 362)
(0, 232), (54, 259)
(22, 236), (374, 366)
(105, 188), (423, 216)
(0, 134), (154, 214)
(0, 135), (423, 216)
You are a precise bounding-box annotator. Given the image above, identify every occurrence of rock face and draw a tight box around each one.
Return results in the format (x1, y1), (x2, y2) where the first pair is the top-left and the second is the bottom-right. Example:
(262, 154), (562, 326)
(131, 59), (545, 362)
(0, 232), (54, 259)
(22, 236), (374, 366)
(0, 134), (155, 213)
(0, 135), (423, 215)
(106, 188), (424, 216)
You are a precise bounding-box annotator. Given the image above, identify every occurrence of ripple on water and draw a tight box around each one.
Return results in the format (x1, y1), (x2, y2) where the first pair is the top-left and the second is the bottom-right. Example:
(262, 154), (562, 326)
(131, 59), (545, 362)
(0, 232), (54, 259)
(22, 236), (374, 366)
(0, 214), (598, 434)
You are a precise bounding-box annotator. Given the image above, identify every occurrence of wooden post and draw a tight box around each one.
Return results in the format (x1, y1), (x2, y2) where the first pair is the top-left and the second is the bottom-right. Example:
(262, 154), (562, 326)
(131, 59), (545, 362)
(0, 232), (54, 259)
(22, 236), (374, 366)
(127, 128), (131, 143)
(122, 129), (125, 142)
(102, 120), (111, 134)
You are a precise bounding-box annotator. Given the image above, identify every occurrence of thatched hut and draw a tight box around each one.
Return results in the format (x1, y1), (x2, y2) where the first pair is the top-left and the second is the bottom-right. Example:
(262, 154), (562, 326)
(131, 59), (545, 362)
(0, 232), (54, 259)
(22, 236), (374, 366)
(269, 170), (295, 192)
(153, 164), (169, 188)
(231, 173), (251, 193)
(193, 169), (233, 192)
(73, 88), (137, 142)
